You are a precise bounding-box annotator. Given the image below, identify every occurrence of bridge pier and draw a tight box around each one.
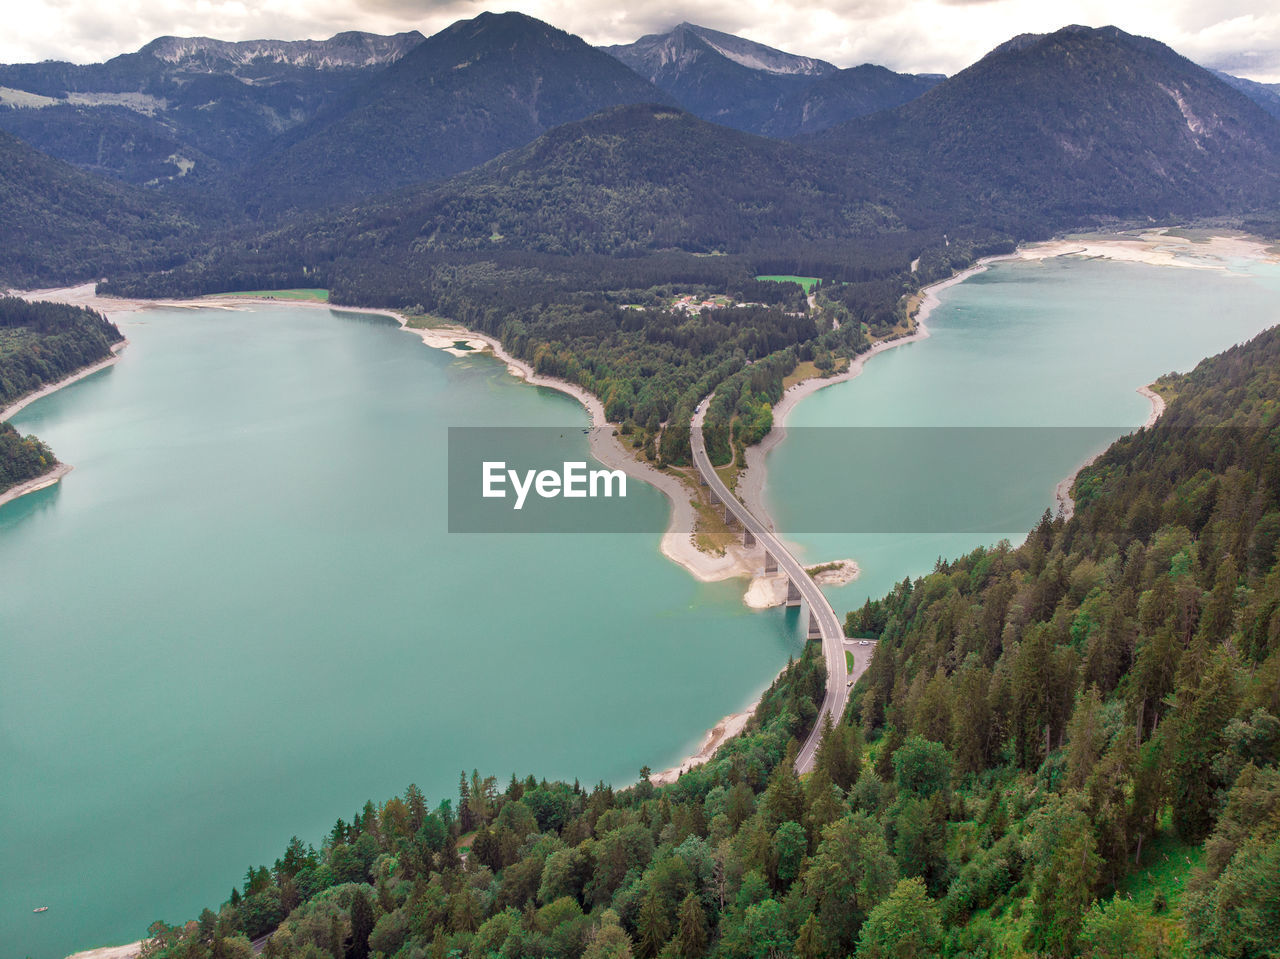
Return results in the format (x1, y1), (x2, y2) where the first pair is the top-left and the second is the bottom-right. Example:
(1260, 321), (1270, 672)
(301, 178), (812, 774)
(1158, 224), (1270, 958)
(764, 550), (777, 574)
(708, 489), (720, 506)
(808, 610), (822, 640)
(743, 528), (755, 548)
(786, 578), (802, 607)
(724, 507), (737, 527)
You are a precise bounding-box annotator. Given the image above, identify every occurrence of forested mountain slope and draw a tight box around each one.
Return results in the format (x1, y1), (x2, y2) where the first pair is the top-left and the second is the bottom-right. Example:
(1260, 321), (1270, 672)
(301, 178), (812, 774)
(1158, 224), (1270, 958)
(0, 128), (194, 286)
(813, 25), (1280, 230)
(763, 64), (941, 137)
(238, 13), (674, 212)
(604, 23), (832, 134)
(604, 23), (939, 137)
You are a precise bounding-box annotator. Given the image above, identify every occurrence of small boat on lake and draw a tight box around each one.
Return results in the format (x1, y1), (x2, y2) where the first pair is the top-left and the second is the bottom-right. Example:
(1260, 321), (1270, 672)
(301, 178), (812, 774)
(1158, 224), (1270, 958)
(33, 905), (49, 913)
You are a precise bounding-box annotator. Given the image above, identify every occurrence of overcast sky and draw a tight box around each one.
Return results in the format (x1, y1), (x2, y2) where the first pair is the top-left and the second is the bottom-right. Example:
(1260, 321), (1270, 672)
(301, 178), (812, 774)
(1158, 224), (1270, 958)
(5, 0), (1280, 81)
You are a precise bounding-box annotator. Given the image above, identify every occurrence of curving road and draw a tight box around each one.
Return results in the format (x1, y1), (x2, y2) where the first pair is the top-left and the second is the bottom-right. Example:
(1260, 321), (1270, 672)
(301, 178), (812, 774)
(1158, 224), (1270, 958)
(690, 404), (847, 774)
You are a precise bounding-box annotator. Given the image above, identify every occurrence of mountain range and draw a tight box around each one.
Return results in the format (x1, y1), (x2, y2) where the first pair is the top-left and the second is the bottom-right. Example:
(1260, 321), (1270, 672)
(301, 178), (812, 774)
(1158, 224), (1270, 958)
(3, 15), (1280, 294)
(810, 25), (1280, 229)
(604, 22), (942, 135)
(0, 30), (424, 184)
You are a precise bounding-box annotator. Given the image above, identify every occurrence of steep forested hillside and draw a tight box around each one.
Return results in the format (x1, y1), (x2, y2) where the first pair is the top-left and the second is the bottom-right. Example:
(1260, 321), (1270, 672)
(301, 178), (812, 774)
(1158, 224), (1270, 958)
(604, 23), (832, 134)
(813, 25), (1280, 231)
(848, 324), (1280, 955)
(0, 129), (194, 286)
(130, 317), (1280, 959)
(238, 13), (674, 212)
(604, 24), (939, 137)
(348, 103), (886, 256)
(762, 65), (942, 137)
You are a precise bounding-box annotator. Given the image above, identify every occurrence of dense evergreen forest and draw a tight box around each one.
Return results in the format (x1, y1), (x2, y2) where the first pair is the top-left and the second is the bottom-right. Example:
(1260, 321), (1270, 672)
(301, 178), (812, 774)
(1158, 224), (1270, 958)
(0, 297), (124, 493)
(137, 324), (1280, 959)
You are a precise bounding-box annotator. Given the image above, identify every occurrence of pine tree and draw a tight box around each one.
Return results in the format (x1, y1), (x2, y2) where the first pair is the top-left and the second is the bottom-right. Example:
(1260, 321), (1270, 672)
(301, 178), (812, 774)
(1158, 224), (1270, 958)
(345, 889), (374, 959)
(1170, 648), (1241, 841)
(458, 772), (473, 833)
(673, 892), (708, 958)
(635, 889), (670, 958)
(762, 742), (805, 826)
(804, 765), (843, 845)
(794, 914), (825, 959)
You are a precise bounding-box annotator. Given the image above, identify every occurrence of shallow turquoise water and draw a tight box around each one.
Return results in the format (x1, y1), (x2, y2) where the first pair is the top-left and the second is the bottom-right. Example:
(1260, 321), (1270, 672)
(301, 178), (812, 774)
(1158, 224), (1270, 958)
(770, 254), (1280, 609)
(0, 306), (802, 959)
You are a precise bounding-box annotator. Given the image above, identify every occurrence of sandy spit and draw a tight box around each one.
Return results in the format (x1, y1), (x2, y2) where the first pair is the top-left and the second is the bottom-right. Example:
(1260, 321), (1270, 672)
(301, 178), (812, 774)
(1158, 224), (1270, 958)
(0, 462), (73, 509)
(402, 321), (760, 583)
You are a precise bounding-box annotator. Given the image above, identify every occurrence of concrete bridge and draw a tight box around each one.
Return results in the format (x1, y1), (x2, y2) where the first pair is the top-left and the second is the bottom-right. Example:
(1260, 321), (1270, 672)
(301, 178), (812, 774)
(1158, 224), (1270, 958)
(690, 405), (848, 775)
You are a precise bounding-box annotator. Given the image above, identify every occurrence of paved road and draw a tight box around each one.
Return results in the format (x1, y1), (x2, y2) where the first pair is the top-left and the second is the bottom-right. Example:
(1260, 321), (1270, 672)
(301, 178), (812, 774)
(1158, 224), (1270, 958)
(690, 404), (847, 774)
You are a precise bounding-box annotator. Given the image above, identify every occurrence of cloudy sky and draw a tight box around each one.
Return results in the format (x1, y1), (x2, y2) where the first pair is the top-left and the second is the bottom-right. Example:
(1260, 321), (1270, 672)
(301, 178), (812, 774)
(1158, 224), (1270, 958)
(5, 0), (1280, 80)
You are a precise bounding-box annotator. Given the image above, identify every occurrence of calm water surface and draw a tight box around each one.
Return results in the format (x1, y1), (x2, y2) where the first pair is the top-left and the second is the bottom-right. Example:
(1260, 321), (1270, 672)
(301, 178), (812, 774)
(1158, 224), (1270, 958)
(1, 306), (800, 959)
(770, 254), (1280, 609)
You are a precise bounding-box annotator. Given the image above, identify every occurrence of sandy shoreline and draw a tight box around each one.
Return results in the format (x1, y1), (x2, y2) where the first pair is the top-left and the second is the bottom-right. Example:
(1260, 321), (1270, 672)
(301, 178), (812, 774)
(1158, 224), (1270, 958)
(1, 339), (128, 423)
(0, 462), (73, 509)
(1052, 384), (1168, 520)
(650, 700), (759, 785)
(399, 321), (759, 583)
(65, 943), (141, 959)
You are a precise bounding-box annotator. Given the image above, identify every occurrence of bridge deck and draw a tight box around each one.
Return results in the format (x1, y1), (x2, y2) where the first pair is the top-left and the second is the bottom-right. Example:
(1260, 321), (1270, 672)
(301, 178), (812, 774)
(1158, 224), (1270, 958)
(690, 406), (847, 775)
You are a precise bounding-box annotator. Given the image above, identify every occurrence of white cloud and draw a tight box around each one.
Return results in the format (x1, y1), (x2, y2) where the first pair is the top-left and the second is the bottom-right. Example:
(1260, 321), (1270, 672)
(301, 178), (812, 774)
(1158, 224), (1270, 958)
(2, 0), (1279, 81)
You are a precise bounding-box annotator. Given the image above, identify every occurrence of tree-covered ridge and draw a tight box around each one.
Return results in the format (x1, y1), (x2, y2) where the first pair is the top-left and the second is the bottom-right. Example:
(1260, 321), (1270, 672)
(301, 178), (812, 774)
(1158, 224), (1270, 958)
(0, 296), (124, 407)
(0, 421), (57, 492)
(0, 128), (196, 287)
(848, 324), (1280, 955)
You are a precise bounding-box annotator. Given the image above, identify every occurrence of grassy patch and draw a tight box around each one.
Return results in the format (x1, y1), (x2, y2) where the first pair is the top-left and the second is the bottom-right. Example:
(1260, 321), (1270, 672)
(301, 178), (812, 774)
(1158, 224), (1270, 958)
(210, 288), (329, 302)
(808, 562), (843, 577)
(715, 462), (742, 492)
(403, 312), (457, 330)
(1161, 227), (1213, 244)
(1116, 831), (1203, 915)
(755, 274), (820, 294)
(845, 650), (855, 671)
(869, 312), (917, 344)
(783, 360), (822, 390)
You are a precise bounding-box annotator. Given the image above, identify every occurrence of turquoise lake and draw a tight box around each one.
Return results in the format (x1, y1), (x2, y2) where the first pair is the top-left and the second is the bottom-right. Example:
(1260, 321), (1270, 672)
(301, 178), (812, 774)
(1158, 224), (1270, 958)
(769, 252), (1280, 611)
(0, 306), (802, 959)
(4, 249), (1280, 958)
